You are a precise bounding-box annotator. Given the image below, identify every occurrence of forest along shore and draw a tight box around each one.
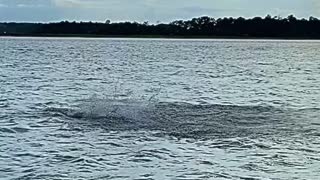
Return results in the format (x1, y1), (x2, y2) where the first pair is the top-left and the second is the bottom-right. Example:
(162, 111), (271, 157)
(1, 15), (320, 39)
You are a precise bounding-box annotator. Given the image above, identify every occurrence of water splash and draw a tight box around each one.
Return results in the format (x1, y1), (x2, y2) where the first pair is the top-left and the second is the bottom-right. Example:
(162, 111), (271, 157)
(44, 96), (302, 139)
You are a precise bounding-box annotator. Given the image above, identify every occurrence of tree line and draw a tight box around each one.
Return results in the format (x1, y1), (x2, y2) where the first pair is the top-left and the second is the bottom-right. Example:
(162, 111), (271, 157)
(1, 15), (320, 38)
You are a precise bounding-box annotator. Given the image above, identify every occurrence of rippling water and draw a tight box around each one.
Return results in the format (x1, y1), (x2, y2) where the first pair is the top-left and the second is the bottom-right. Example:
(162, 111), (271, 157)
(1, 37), (319, 179)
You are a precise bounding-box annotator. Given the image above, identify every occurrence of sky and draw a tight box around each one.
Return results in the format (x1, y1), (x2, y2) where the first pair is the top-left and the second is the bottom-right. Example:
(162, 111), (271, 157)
(0, 0), (317, 22)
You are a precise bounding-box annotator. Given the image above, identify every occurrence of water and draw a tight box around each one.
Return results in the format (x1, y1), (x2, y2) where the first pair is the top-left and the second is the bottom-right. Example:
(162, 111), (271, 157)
(0, 37), (319, 179)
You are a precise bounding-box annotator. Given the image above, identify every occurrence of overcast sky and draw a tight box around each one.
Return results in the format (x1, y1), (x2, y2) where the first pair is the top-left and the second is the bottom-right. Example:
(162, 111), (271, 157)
(0, 0), (317, 22)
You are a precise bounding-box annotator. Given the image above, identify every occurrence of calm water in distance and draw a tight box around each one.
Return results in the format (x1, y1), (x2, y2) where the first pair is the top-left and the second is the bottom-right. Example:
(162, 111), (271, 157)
(0, 37), (319, 179)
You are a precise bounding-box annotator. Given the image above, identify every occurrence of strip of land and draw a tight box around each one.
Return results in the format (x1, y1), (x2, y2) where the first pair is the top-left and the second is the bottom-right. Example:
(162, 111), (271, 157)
(1, 15), (320, 39)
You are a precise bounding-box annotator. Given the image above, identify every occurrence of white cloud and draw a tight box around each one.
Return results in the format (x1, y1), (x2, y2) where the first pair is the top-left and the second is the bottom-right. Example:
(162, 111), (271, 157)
(0, 3), (8, 8)
(17, 4), (45, 8)
(53, 0), (86, 8)
(52, 0), (105, 8)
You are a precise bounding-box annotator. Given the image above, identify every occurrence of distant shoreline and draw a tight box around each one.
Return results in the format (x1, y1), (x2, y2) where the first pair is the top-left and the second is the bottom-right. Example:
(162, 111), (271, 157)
(2, 15), (320, 40)
(1, 34), (320, 40)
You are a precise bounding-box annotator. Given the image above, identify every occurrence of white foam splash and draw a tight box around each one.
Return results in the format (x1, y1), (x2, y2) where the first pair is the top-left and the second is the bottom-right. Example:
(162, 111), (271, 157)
(74, 96), (156, 121)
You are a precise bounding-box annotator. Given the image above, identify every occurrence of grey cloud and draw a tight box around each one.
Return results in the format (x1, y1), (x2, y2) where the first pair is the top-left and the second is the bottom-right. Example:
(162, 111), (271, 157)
(0, 0), (317, 22)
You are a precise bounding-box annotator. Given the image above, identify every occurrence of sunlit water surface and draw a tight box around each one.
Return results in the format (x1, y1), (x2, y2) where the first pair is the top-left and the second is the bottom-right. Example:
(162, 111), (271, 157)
(0, 37), (319, 179)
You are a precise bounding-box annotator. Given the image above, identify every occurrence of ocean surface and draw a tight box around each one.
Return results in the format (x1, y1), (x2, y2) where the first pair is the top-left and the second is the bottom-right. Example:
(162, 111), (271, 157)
(0, 37), (319, 179)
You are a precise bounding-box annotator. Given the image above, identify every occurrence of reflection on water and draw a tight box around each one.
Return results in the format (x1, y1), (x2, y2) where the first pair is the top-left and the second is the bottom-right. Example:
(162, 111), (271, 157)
(0, 37), (319, 179)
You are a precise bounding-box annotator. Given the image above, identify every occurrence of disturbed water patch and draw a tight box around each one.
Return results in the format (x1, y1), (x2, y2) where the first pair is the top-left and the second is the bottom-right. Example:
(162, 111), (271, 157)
(44, 98), (298, 139)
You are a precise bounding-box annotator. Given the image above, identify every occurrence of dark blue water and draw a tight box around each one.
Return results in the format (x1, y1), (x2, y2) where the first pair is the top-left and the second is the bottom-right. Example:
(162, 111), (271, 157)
(0, 37), (319, 179)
